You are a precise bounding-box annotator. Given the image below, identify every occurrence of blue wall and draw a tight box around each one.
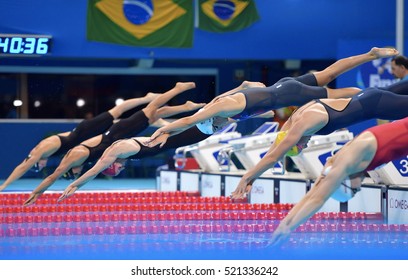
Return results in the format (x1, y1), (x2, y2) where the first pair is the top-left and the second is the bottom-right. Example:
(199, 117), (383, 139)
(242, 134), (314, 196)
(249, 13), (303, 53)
(0, 121), (170, 179)
(0, 122), (76, 179)
(0, 119), (266, 179)
(0, 0), (404, 60)
(0, 0), (406, 180)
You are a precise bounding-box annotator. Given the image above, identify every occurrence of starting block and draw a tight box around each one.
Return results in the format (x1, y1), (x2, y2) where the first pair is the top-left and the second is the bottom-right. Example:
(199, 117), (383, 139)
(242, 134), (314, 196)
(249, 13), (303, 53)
(218, 122), (282, 173)
(368, 155), (408, 186)
(290, 130), (354, 180)
(173, 122), (241, 171)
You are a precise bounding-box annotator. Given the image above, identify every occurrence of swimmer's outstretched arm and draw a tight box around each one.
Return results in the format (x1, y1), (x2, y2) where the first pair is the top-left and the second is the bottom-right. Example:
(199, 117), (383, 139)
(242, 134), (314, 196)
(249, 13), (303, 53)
(23, 166), (70, 206)
(147, 100), (229, 148)
(23, 151), (84, 206)
(231, 123), (308, 199)
(0, 137), (58, 191)
(0, 152), (42, 192)
(150, 118), (170, 128)
(58, 139), (140, 202)
(270, 165), (346, 246)
(270, 132), (377, 245)
(59, 152), (120, 201)
(231, 107), (326, 199)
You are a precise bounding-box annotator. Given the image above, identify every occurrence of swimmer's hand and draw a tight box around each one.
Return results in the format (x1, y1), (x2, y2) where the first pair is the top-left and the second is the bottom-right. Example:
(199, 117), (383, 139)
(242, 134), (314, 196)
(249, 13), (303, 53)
(149, 128), (165, 143)
(269, 224), (292, 247)
(145, 131), (170, 148)
(230, 177), (254, 200)
(23, 192), (42, 207)
(57, 185), (79, 202)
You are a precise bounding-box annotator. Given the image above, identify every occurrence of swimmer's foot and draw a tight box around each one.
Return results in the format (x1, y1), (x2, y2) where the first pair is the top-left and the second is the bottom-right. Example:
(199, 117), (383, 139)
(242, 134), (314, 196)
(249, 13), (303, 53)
(145, 92), (162, 101)
(370, 47), (399, 59)
(185, 101), (206, 111)
(175, 82), (196, 91)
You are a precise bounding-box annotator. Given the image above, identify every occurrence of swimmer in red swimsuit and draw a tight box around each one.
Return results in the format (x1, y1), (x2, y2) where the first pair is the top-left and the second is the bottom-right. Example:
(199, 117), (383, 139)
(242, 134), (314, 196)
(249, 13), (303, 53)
(269, 117), (408, 245)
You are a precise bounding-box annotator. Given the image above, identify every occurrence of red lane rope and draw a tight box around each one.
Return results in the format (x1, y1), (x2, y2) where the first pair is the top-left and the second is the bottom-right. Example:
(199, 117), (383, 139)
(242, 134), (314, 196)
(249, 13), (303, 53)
(0, 191), (390, 238)
(1, 223), (405, 237)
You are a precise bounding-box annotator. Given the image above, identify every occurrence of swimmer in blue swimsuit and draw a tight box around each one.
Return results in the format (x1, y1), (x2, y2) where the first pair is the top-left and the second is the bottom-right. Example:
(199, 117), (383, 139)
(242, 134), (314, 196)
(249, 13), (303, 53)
(0, 92), (161, 192)
(148, 47), (398, 148)
(58, 78), (408, 202)
(231, 80), (408, 200)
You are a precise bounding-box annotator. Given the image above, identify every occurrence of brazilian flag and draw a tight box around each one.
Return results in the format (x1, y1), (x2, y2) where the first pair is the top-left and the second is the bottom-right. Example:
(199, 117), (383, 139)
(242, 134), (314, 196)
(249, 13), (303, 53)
(198, 0), (259, 33)
(87, 0), (194, 48)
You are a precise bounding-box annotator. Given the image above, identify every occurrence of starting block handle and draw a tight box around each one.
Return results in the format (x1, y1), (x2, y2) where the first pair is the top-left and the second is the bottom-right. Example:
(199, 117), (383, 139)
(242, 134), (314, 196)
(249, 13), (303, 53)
(252, 121), (279, 135)
(214, 122), (237, 135)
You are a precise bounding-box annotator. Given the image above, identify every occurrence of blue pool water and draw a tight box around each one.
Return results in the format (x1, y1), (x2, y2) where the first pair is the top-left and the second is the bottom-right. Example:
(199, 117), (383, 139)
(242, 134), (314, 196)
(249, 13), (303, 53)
(1, 179), (407, 260)
(2, 228), (407, 260)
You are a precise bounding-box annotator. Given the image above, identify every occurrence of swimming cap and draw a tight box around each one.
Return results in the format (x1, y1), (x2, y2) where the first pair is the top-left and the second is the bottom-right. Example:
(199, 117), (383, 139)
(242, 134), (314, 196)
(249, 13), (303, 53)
(196, 117), (215, 135)
(102, 163), (122, 177)
(275, 131), (300, 156)
(29, 162), (41, 173)
(26, 155), (46, 173)
(62, 169), (78, 180)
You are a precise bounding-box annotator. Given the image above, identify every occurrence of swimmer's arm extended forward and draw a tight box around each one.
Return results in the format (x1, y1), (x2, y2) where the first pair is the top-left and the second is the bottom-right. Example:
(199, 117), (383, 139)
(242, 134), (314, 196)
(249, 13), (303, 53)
(231, 122), (307, 199)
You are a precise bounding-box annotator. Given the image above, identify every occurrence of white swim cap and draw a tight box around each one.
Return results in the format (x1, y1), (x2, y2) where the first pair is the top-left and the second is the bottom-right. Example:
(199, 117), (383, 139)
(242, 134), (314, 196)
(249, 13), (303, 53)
(196, 117), (215, 135)
(322, 166), (356, 202)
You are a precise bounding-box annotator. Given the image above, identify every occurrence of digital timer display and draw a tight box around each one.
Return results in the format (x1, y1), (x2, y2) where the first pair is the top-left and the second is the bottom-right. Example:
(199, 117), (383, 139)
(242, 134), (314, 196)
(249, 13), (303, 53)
(0, 34), (52, 56)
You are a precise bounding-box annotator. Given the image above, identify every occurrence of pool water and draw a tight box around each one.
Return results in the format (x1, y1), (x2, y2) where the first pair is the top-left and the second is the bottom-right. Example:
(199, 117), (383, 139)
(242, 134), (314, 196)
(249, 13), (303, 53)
(1, 191), (408, 260)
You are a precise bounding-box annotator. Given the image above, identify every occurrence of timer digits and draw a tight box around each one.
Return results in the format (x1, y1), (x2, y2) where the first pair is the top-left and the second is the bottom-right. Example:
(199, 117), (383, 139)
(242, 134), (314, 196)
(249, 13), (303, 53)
(0, 34), (52, 56)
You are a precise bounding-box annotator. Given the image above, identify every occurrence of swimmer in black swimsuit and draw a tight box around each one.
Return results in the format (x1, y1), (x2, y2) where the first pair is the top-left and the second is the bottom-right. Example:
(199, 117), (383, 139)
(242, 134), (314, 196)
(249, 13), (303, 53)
(147, 47), (399, 148)
(231, 79), (408, 200)
(0, 92), (160, 192)
(58, 108), (277, 202)
(23, 82), (204, 206)
(57, 126), (210, 201)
